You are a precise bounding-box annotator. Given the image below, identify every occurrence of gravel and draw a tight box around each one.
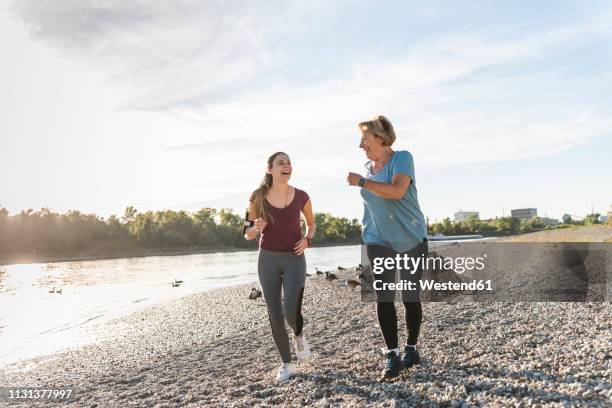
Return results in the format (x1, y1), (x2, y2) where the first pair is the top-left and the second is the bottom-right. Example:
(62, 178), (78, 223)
(1, 265), (610, 407)
(500, 225), (612, 243)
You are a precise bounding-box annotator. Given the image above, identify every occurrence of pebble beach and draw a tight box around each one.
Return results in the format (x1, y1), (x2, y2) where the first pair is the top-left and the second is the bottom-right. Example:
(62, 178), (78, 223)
(0, 226), (611, 407)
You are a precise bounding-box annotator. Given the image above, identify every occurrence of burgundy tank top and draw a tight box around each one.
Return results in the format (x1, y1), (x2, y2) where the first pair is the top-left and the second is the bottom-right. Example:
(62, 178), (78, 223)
(259, 188), (310, 252)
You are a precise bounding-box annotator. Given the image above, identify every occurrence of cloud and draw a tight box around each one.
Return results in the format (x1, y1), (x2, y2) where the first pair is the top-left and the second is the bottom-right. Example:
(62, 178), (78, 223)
(153, 21), (612, 170)
(10, 0), (340, 110)
(10, 0), (612, 174)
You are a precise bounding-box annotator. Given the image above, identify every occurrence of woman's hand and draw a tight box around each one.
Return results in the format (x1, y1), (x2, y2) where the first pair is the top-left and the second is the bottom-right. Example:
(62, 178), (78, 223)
(347, 172), (363, 186)
(293, 238), (308, 255)
(254, 218), (267, 232)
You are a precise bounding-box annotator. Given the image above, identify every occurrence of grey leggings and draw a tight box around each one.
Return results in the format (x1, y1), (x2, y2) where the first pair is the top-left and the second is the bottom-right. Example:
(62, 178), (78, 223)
(258, 248), (307, 363)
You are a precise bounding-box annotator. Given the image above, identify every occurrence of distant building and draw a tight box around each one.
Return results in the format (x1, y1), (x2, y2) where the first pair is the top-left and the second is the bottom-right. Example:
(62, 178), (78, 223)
(511, 208), (537, 220)
(540, 217), (559, 226)
(454, 211), (479, 222)
(600, 215), (608, 223)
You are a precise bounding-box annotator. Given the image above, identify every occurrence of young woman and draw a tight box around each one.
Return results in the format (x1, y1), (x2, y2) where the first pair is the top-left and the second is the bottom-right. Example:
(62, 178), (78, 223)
(244, 151), (316, 382)
(347, 116), (428, 380)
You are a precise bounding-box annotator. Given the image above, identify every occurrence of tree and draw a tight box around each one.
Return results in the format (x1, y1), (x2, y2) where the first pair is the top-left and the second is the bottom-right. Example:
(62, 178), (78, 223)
(562, 214), (572, 224)
(465, 215), (480, 233)
(312, 213), (361, 244)
(218, 209), (242, 228)
(0, 207), (9, 253)
(584, 213), (601, 225)
(495, 217), (520, 233)
(106, 215), (129, 242)
(0, 205), (366, 258)
(216, 209), (245, 248)
(193, 208), (219, 246)
(441, 218), (453, 233)
(193, 208), (217, 227)
(123, 206), (137, 223)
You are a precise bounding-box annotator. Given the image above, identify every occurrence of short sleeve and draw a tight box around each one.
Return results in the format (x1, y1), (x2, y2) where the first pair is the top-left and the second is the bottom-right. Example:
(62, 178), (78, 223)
(299, 189), (310, 209)
(391, 151), (415, 180)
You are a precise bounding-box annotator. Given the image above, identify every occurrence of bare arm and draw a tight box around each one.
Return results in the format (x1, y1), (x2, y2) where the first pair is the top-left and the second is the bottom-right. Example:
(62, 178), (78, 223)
(347, 172), (411, 200)
(293, 199), (316, 255)
(302, 199), (316, 239)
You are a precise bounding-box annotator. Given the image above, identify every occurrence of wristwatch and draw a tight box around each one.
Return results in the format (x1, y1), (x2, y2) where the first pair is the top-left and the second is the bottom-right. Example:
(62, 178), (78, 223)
(358, 177), (367, 187)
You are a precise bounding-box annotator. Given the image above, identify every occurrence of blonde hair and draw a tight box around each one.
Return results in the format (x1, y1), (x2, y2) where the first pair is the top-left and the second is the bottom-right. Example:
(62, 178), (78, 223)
(358, 115), (396, 146)
(249, 151), (287, 224)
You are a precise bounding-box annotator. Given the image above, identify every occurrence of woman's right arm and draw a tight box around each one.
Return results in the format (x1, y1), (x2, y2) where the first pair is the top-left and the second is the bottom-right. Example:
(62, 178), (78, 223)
(244, 201), (266, 240)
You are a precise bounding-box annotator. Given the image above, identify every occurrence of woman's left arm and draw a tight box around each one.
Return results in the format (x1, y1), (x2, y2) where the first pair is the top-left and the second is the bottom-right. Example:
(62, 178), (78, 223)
(294, 199), (316, 255)
(347, 172), (411, 200)
(302, 199), (316, 240)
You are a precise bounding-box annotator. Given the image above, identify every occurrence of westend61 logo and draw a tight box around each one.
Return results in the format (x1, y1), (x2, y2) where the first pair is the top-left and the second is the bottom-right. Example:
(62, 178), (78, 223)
(371, 254), (487, 274)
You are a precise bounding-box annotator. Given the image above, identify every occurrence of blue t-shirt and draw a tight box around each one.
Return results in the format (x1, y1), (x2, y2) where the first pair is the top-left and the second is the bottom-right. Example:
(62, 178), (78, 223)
(360, 150), (427, 253)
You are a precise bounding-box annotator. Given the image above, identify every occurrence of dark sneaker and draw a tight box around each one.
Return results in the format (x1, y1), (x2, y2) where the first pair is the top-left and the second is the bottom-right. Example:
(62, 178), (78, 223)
(402, 346), (421, 368)
(381, 351), (403, 379)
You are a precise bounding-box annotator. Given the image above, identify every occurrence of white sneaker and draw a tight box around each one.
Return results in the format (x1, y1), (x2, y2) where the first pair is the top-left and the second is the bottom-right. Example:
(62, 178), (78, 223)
(294, 333), (312, 362)
(275, 362), (295, 382)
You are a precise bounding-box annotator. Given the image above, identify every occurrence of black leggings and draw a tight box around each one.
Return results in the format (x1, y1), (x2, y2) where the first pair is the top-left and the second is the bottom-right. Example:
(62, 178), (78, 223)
(367, 241), (428, 349)
(258, 249), (307, 363)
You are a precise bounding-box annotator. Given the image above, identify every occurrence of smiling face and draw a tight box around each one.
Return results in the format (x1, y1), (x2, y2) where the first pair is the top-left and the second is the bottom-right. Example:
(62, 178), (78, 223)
(267, 153), (292, 182)
(359, 130), (385, 160)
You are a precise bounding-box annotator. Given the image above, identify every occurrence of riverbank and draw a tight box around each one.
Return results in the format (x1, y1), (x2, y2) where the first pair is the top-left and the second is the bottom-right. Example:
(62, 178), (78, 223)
(0, 246), (255, 267)
(1, 263), (610, 407)
(499, 224), (612, 242)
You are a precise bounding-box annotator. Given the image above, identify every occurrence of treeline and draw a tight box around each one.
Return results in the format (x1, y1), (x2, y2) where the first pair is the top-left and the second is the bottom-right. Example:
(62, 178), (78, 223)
(428, 213), (607, 236)
(0, 206), (362, 257)
(2, 205), (605, 258)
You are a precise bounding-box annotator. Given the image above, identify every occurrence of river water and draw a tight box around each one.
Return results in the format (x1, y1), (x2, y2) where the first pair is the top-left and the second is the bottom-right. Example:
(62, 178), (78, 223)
(0, 245), (362, 365)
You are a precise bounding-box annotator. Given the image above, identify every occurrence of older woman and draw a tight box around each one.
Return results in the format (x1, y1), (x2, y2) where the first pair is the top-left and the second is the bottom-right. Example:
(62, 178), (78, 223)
(347, 115), (428, 380)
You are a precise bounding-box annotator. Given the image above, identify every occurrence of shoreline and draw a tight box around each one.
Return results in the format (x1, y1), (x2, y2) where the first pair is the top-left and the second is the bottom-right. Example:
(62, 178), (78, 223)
(0, 246), (257, 267)
(0, 241), (362, 266)
(2, 224), (609, 266)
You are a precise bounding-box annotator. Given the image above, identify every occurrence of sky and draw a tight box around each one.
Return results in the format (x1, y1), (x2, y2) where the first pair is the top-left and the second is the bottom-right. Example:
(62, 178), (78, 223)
(1, 0), (611, 222)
